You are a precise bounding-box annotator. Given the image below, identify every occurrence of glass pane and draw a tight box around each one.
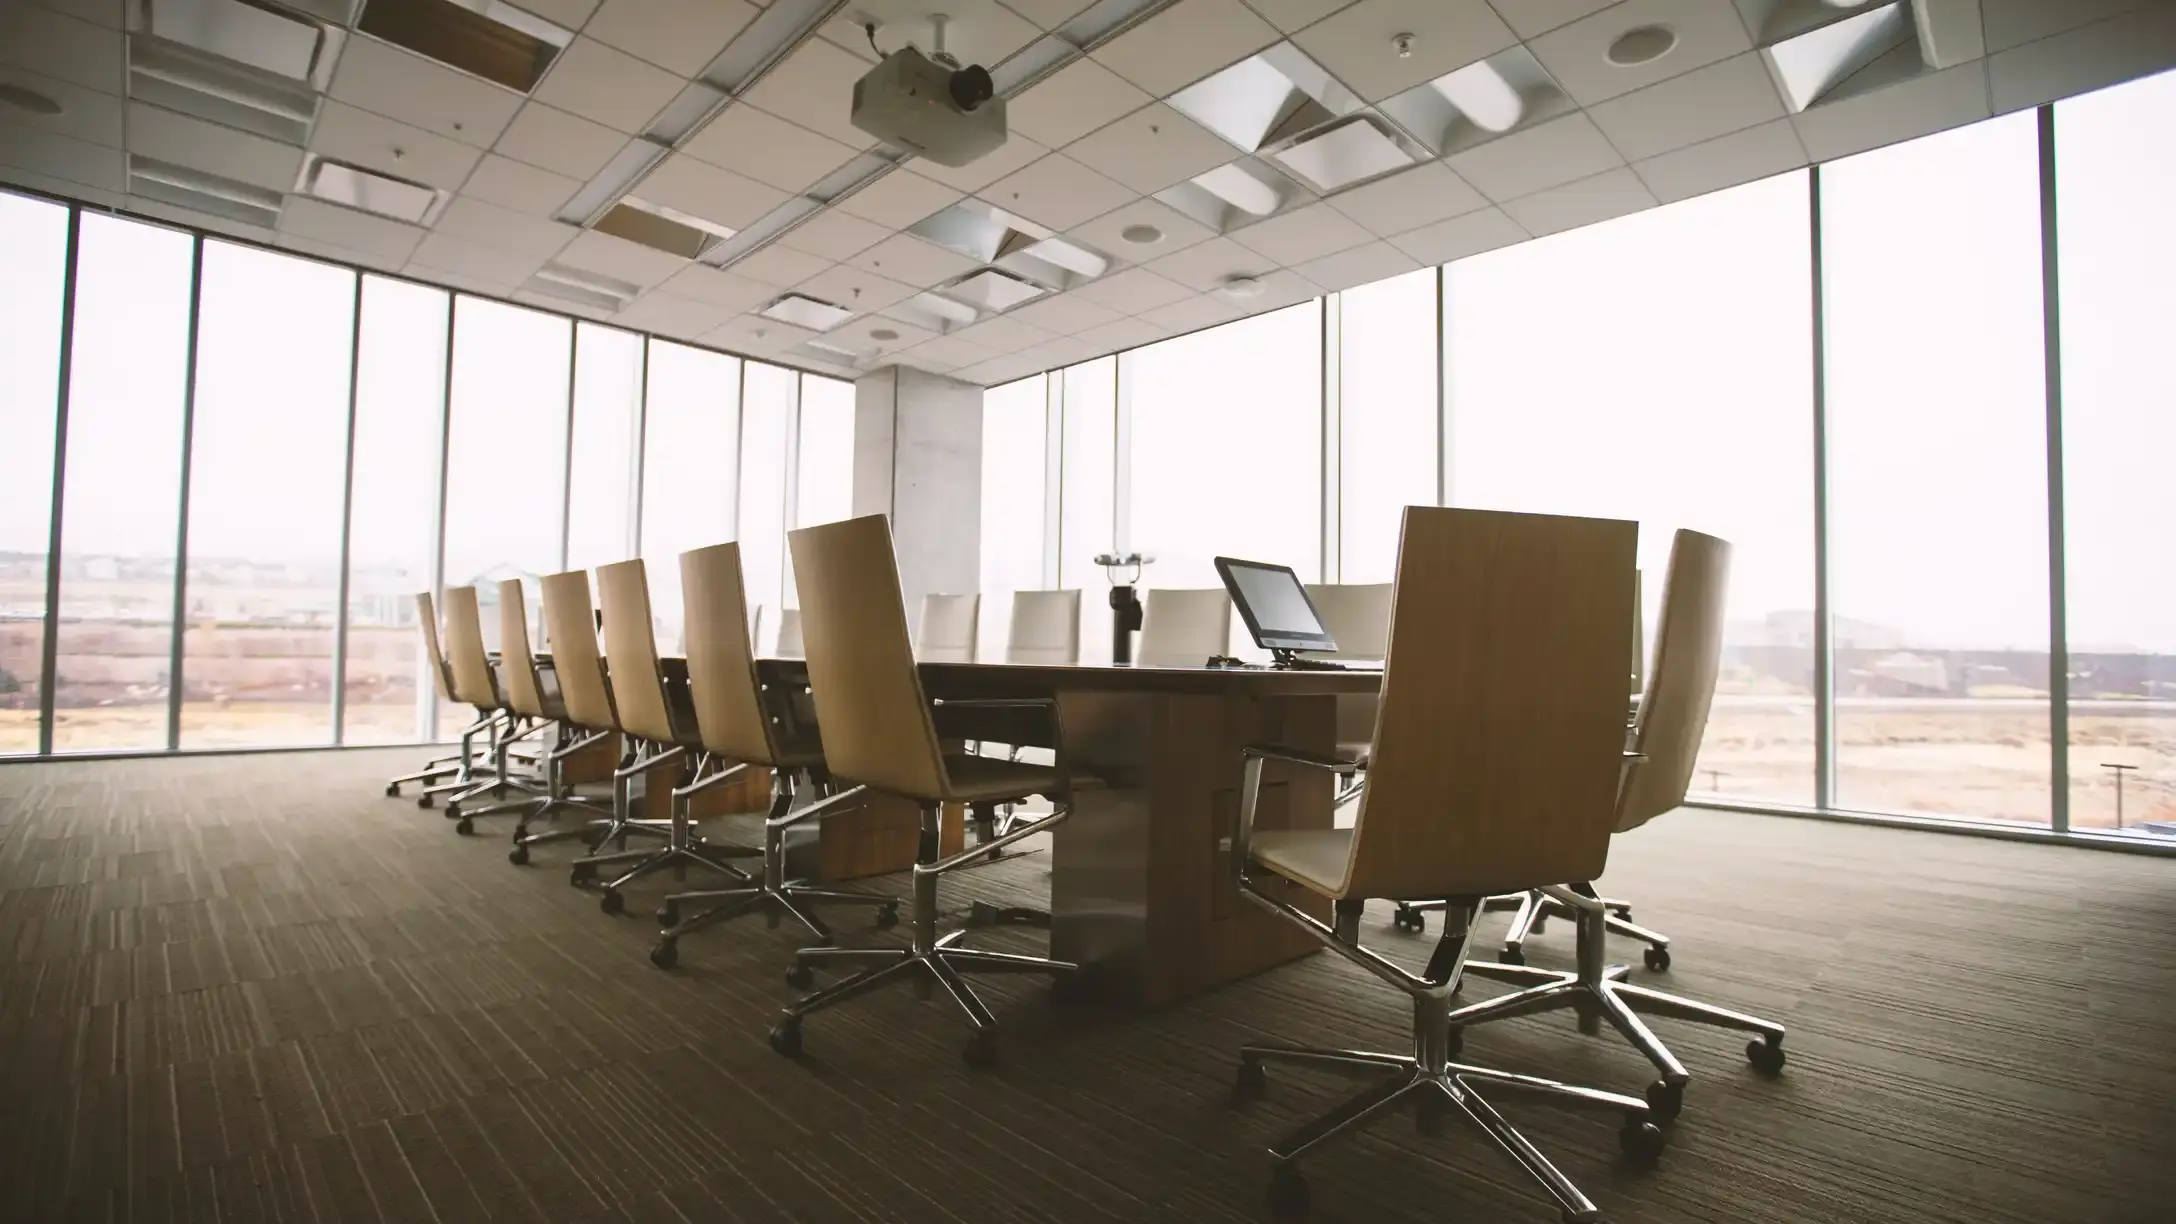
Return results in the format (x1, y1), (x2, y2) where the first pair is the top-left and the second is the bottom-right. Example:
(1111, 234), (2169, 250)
(1060, 359), (1116, 661)
(52, 215), (195, 752)
(566, 323), (644, 571)
(1129, 304), (1324, 657)
(1823, 113), (2049, 824)
(345, 276), (447, 746)
(440, 296), (571, 729)
(640, 340), (740, 652)
(1448, 171), (1815, 806)
(980, 374), (1048, 656)
(178, 243), (354, 748)
(2056, 68), (2176, 837)
(1339, 268), (1438, 583)
(736, 362), (797, 646)
(0, 193), (69, 754)
(783, 373), (856, 628)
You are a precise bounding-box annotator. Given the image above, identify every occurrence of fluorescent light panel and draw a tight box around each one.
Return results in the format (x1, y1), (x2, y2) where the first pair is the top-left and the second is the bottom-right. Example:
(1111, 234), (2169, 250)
(300, 155), (443, 223)
(130, 154), (283, 227)
(128, 36), (318, 143)
(145, 0), (329, 84)
(593, 197), (734, 260)
(1267, 115), (1417, 193)
(760, 293), (856, 331)
(355, 0), (571, 93)
(944, 269), (1046, 312)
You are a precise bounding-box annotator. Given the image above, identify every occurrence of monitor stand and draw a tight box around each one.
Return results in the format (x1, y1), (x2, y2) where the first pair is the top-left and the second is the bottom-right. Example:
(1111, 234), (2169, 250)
(1270, 649), (1345, 671)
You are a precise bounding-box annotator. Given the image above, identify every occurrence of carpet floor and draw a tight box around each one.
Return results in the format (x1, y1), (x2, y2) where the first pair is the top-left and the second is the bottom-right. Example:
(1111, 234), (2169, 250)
(2, 748), (2172, 1224)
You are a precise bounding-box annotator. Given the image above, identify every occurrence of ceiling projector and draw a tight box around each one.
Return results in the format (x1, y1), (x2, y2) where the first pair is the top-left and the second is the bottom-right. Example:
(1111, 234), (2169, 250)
(851, 45), (1007, 167)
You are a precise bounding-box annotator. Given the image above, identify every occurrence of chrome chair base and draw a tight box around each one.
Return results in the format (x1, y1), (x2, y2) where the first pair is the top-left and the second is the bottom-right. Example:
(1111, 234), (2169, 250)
(1448, 887), (1786, 1119)
(567, 746), (756, 914)
(1395, 888), (1660, 968)
(770, 791), (1073, 1068)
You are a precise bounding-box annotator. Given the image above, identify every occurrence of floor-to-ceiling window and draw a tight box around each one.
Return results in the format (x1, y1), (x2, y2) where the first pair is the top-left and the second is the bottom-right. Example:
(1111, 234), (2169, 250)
(50, 214), (196, 752)
(1338, 269), (1439, 584)
(980, 374), (1050, 657)
(782, 373), (856, 634)
(565, 323), (645, 572)
(1060, 358), (1118, 662)
(736, 363), (798, 643)
(179, 242), (356, 747)
(1823, 114), (2051, 826)
(344, 276), (448, 745)
(2055, 69), (2176, 835)
(0, 192), (69, 754)
(640, 341), (741, 652)
(1448, 173), (1816, 805)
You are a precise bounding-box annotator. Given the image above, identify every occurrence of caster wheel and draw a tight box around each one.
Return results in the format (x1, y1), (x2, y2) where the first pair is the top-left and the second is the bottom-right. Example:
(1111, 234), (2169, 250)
(1645, 1080), (1684, 1121)
(1529, 915), (1547, 935)
(655, 901), (680, 927)
(1620, 1119), (1666, 1165)
(507, 845), (530, 866)
(1393, 907), (1425, 934)
(874, 903), (899, 930)
(418, 796), (435, 810)
(769, 1018), (802, 1057)
(965, 901), (994, 929)
(1235, 1059), (1266, 1099)
(1643, 945), (1672, 972)
(491, 783), (508, 799)
(1499, 948), (1525, 967)
(1267, 1166), (1309, 1218)
(454, 817), (474, 836)
(599, 889), (625, 916)
(649, 939), (677, 970)
(785, 962), (815, 990)
(385, 783), (400, 797)
(569, 863), (595, 886)
(963, 1030), (998, 1070)
(1747, 1037), (1786, 1075)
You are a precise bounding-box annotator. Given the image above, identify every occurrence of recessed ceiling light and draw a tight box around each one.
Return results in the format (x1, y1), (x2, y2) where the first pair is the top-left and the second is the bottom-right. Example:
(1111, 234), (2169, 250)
(870, 327), (900, 342)
(1120, 223), (1164, 245)
(760, 294), (856, 332)
(299, 156), (444, 223)
(1607, 25), (1677, 66)
(1221, 275), (1265, 299)
(0, 84), (63, 115)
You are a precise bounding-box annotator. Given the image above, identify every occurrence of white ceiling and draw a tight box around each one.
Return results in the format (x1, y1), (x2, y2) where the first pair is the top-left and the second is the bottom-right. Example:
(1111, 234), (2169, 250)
(2, 0), (2173, 388)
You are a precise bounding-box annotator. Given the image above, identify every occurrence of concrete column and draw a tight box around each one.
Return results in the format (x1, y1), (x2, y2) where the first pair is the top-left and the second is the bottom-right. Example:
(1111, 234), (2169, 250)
(853, 365), (981, 632)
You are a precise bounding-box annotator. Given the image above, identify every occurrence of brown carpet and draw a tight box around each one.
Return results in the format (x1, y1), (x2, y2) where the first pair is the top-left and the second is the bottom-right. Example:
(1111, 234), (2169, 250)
(2, 749), (2172, 1224)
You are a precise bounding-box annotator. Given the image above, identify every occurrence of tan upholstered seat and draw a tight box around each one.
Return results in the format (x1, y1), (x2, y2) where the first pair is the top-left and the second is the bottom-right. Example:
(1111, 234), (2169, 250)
(1136, 587), (1232, 667)
(917, 593), (980, 663)
(1249, 828), (1355, 896)
(389, 590), (489, 803)
(938, 753), (1063, 803)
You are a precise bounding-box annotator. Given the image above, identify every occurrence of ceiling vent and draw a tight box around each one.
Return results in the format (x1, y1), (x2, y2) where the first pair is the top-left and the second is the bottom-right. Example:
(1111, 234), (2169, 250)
(1378, 46), (1572, 157)
(1266, 114), (1421, 194)
(297, 153), (445, 222)
(524, 261), (640, 311)
(942, 268), (1046, 313)
(593, 197), (735, 260)
(759, 293), (856, 331)
(1168, 43), (1363, 156)
(354, 0), (573, 93)
(129, 29), (322, 143)
(130, 154), (284, 227)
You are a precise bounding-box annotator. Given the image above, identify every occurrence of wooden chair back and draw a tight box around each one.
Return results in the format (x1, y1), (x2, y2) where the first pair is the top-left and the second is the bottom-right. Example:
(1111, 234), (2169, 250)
(917, 593), (981, 662)
(679, 542), (776, 765)
(1137, 587), (1230, 667)
(787, 515), (948, 798)
(539, 569), (617, 732)
(413, 592), (456, 702)
(497, 579), (550, 719)
(440, 586), (499, 710)
(1007, 589), (1082, 665)
(1620, 531), (1730, 832)
(596, 559), (679, 746)
(775, 607), (804, 658)
(1304, 582), (1393, 660)
(1341, 507), (1639, 900)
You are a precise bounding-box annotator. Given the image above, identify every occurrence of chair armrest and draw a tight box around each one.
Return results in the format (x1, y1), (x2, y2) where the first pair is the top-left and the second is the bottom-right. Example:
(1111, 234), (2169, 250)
(1233, 743), (1361, 884)
(932, 698), (1071, 787)
(1242, 743), (1363, 776)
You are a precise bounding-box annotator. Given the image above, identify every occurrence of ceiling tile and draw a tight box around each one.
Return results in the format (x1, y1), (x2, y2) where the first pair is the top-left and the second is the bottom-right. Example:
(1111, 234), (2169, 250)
(1006, 57), (1154, 149)
(635, 152), (790, 231)
(1012, 334), (1105, 369)
(1143, 292), (1245, 332)
(833, 167), (963, 227)
(1982, 0), (2143, 53)
(1005, 292), (1123, 335)
(1228, 200), (1374, 264)
(1145, 233), (1280, 290)
(555, 227), (689, 287)
(0, 66), (120, 148)
(1482, 0), (1619, 39)
(408, 231), (554, 286)
(828, 310), (940, 356)
(1987, 6), (2176, 115)
(655, 263), (778, 312)
(911, 132), (1049, 193)
(1585, 51), (1785, 163)
(1499, 165), (1657, 236)
(1290, 238), (1418, 290)
(0, 120), (123, 191)
(996, 0), (1097, 28)
(277, 231), (406, 274)
(1385, 204), (1527, 263)
(0, 5), (120, 96)
(952, 314), (1056, 352)
(1322, 160), (1487, 236)
(1066, 196), (1217, 265)
(515, 0), (602, 29)
(955, 352), (1050, 384)
(846, 232), (981, 288)
(127, 102), (301, 192)
(612, 290), (737, 338)
(1092, 0), (1281, 96)
(1445, 112), (1623, 201)
(705, 311), (820, 354)
(494, 104), (629, 181)
(515, 287), (615, 320)
(681, 102), (858, 194)
(434, 195), (581, 259)
(1064, 102), (1238, 195)
(729, 241), (835, 286)
(774, 207), (892, 260)
(27, 0), (122, 30)
(1527, 0), (1754, 107)
(310, 101), (481, 193)
(129, 197), (274, 243)
(1791, 60), (1991, 163)
(743, 38), (881, 150)
(980, 152), (1133, 231)
(533, 37), (684, 135)
(586, 0), (759, 77)
(329, 36), (523, 149)
(1069, 264), (1196, 313)
(1291, 0), (1518, 103)
(278, 196), (425, 263)
(1239, 0), (1359, 34)
(1076, 314), (1170, 352)
(461, 154), (581, 216)
(796, 262), (920, 313)
(1631, 116), (1805, 203)
(822, 2), (1042, 70)
(898, 331), (1000, 371)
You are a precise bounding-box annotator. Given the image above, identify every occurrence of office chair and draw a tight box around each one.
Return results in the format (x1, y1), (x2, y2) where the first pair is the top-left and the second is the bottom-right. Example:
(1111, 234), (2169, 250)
(1437, 530), (1787, 1121)
(768, 514), (1085, 1068)
(1230, 506), (1663, 1223)
(1005, 589), (1082, 665)
(917, 592), (981, 662)
(1304, 581), (1392, 807)
(774, 606), (804, 658)
(385, 590), (488, 801)
(649, 541), (899, 968)
(567, 558), (760, 914)
(1135, 587), (1232, 667)
(425, 586), (530, 818)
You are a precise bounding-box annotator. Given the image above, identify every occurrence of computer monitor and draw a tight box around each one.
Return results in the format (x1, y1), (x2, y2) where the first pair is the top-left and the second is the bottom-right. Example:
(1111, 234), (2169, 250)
(1214, 557), (1338, 655)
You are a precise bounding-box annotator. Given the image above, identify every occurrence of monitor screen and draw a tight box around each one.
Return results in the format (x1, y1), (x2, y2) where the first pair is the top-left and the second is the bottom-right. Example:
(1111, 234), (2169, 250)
(1214, 557), (1338, 653)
